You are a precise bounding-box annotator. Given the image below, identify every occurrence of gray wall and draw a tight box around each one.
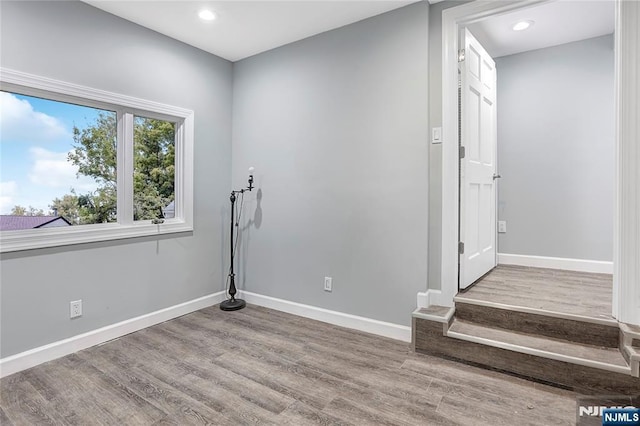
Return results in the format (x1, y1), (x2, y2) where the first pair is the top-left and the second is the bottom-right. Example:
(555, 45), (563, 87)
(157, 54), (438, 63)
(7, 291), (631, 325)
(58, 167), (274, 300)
(0, 1), (233, 358)
(231, 2), (429, 326)
(496, 35), (615, 261)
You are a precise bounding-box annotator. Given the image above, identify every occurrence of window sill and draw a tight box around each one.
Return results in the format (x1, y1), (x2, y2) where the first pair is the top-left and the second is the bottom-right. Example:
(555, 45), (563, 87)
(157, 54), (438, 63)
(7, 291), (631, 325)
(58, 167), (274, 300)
(0, 220), (193, 253)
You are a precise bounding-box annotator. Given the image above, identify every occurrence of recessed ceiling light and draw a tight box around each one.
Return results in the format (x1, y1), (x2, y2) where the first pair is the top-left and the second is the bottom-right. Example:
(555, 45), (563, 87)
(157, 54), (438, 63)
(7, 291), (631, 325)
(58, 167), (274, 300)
(198, 10), (216, 21)
(512, 20), (534, 31)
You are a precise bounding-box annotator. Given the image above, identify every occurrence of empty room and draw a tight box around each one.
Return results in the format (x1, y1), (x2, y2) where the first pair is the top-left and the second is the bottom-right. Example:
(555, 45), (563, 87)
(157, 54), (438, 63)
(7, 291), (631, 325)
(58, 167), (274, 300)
(1, 0), (639, 425)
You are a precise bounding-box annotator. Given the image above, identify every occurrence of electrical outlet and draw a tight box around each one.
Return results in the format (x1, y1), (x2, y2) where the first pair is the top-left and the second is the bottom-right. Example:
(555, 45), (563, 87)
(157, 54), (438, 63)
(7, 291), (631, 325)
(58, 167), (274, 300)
(324, 277), (332, 292)
(498, 221), (507, 233)
(70, 300), (82, 319)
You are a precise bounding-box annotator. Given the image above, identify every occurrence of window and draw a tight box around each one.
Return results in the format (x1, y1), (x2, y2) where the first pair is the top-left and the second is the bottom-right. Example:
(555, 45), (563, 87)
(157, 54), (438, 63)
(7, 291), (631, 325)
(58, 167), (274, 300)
(133, 116), (175, 221)
(0, 68), (194, 252)
(0, 92), (118, 226)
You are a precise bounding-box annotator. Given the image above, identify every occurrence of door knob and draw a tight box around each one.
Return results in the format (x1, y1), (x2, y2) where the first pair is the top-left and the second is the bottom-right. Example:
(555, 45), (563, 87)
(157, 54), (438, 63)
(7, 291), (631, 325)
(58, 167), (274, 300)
(493, 173), (502, 180)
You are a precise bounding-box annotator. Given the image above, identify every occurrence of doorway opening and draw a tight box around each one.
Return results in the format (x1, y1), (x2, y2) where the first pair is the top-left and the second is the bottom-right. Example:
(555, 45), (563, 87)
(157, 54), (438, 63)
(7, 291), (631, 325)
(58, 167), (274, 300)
(455, 2), (615, 321)
(439, 0), (640, 326)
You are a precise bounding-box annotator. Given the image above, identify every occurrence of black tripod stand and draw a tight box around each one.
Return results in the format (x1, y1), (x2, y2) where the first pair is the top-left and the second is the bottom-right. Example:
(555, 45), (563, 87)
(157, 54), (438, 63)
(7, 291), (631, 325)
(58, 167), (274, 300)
(220, 170), (254, 311)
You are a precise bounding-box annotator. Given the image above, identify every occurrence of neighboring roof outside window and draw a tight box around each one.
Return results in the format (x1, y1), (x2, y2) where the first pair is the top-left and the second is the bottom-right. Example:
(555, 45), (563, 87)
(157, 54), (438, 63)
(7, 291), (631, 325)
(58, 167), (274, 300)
(0, 215), (72, 231)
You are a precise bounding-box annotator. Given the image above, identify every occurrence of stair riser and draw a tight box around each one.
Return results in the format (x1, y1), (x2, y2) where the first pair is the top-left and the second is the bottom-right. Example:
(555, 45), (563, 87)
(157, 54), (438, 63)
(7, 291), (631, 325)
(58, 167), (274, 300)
(455, 302), (619, 348)
(414, 317), (640, 395)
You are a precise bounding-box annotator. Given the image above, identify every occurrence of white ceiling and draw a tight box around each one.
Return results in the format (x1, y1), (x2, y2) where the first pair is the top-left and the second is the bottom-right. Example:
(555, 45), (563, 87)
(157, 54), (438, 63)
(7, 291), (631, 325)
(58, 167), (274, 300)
(84, 1), (418, 62)
(467, 0), (615, 59)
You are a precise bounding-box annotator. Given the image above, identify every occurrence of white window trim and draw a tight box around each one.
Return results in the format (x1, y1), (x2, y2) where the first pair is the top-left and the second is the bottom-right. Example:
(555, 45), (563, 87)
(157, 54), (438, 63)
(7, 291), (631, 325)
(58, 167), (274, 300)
(0, 68), (194, 252)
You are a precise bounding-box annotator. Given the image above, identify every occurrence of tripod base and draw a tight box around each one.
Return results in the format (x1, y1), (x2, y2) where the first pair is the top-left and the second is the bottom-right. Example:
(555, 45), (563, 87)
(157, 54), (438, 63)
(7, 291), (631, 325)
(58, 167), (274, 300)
(220, 298), (246, 311)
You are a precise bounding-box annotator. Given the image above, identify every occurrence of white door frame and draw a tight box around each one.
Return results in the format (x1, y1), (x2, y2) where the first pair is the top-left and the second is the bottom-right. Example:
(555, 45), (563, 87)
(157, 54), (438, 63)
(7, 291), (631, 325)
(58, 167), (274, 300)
(439, 0), (640, 326)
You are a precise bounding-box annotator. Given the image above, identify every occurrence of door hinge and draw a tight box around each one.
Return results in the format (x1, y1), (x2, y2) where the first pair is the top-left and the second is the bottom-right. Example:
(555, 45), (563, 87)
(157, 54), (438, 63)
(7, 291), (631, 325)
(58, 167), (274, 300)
(458, 242), (465, 254)
(459, 146), (465, 159)
(458, 49), (465, 62)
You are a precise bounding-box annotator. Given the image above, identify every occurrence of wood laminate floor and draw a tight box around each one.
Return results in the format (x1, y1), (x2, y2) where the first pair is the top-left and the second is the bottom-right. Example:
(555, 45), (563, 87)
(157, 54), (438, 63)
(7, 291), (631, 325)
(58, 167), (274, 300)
(1, 304), (579, 425)
(462, 265), (613, 320)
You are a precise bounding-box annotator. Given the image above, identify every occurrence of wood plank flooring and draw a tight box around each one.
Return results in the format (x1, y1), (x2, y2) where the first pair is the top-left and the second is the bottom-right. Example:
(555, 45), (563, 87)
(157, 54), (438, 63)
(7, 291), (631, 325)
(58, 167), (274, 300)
(1, 305), (579, 425)
(462, 265), (613, 320)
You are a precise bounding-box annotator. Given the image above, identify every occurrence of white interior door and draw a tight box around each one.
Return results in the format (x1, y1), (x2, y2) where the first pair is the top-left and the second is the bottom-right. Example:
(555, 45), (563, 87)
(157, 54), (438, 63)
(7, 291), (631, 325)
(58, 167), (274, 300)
(459, 28), (497, 290)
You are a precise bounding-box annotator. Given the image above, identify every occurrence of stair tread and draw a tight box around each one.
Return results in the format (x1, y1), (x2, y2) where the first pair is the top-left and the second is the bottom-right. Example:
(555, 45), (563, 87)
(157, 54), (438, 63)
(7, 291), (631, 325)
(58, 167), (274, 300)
(413, 306), (454, 323)
(457, 265), (614, 322)
(627, 344), (640, 357)
(455, 295), (618, 326)
(621, 322), (640, 339)
(415, 306), (451, 317)
(448, 319), (629, 369)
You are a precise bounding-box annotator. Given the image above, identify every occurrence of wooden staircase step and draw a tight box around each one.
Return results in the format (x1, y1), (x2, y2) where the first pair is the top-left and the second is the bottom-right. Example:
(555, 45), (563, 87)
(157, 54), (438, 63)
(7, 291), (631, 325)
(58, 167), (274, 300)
(620, 323), (640, 377)
(621, 343), (640, 377)
(454, 298), (620, 347)
(412, 306), (454, 323)
(447, 319), (630, 375)
(413, 315), (640, 394)
(621, 323), (640, 347)
(413, 267), (640, 393)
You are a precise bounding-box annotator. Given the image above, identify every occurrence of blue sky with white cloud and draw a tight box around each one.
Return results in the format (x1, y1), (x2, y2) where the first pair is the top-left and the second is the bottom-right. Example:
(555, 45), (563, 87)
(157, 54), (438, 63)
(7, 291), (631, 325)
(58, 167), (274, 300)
(0, 91), (113, 214)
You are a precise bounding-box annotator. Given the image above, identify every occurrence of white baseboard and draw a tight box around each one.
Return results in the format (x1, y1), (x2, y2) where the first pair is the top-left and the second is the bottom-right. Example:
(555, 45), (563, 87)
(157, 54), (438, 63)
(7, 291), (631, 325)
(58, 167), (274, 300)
(417, 289), (445, 308)
(0, 291), (226, 379)
(0, 290), (412, 378)
(498, 253), (613, 274)
(240, 291), (411, 343)
(417, 292), (428, 308)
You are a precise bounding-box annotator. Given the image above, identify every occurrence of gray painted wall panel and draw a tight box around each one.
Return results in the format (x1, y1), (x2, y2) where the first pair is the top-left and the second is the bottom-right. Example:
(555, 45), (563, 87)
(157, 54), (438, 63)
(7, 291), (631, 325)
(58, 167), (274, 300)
(496, 35), (614, 261)
(231, 3), (429, 326)
(0, 1), (233, 357)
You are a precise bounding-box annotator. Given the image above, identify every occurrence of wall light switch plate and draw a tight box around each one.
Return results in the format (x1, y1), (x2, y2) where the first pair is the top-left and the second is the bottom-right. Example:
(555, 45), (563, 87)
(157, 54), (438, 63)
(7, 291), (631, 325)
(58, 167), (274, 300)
(432, 127), (442, 144)
(324, 277), (332, 292)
